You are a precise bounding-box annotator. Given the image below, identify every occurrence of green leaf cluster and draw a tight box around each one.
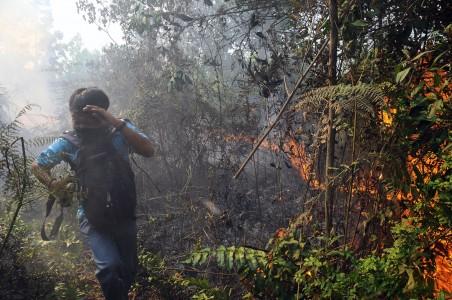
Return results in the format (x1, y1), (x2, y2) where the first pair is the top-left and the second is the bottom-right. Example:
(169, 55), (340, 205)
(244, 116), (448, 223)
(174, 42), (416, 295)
(183, 246), (267, 272)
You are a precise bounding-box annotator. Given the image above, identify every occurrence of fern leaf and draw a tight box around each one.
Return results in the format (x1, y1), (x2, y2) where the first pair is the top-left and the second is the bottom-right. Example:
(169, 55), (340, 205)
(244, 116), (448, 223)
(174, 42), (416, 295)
(294, 83), (385, 117)
(226, 246), (235, 271)
(246, 248), (258, 270)
(192, 252), (202, 266)
(216, 245), (226, 267)
(236, 247), (245, 268)
(199, 248), (210, 265)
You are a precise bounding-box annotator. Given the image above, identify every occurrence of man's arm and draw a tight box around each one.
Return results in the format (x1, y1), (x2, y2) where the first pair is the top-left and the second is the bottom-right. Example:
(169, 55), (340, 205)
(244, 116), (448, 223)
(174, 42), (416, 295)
(116, 121), (154, 157)
(83, 105), (154, 157)
(31, 138), (75, 193)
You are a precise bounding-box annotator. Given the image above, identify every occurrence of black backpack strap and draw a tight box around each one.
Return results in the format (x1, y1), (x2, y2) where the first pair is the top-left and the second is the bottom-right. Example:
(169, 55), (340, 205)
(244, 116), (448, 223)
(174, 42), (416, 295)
(60, 130), (80, 170)
(40, 194), (64, 241)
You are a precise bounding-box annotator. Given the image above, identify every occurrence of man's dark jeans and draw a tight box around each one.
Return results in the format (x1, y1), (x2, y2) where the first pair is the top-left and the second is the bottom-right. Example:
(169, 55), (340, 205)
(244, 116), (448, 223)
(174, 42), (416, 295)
(79, 214), (137, 300)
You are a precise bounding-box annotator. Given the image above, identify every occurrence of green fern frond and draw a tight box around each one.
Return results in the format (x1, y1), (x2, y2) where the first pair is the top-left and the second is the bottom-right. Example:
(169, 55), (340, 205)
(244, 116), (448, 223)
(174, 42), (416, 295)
(294, 83), (385, 117)
(183, 246), (267, 271)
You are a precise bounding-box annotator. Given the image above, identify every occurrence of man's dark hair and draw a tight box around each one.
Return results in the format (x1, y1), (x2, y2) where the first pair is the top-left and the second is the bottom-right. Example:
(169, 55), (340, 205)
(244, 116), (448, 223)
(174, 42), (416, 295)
(69, 87), (110, 112)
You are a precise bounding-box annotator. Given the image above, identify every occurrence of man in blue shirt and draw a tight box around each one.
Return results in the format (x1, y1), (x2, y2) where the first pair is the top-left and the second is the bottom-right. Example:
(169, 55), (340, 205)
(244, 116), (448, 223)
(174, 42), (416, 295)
(31, 87), (154, 300)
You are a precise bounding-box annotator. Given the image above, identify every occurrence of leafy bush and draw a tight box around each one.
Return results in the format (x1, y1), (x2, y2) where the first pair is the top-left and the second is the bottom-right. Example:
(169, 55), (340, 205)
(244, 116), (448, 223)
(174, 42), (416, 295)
(184, 225), (434, 299)
(135, 249), (231, 299)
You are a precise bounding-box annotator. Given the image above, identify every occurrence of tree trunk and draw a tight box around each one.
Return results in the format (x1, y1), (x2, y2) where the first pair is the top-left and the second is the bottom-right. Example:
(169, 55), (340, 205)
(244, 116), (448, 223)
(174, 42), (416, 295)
(325, 0), (338, 236)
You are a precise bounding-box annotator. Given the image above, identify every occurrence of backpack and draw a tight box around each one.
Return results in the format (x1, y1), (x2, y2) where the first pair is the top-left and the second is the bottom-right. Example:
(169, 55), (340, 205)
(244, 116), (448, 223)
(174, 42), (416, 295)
(40, 126), (137, 239)
(64, 128), (136, 231)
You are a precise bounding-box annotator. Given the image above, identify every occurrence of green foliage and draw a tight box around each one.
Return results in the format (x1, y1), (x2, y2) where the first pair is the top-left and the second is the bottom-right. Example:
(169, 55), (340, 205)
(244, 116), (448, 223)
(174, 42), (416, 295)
(183, 227), (435, 299)
(18, 222), (100, 299)
(137, 249), (231, 299)
(396, 67), (411, 83)
(1, 217), (100, 299)
(295, 83), (385, 117)
(390, 28), (451, 229)
(0, 102), (99, 299)
(54, 282), (84, 300)
(0, 216), (65, 299)
(294, 83), (388, 147)
(173, 276), (230, 300)
(183, 246), (267, 272)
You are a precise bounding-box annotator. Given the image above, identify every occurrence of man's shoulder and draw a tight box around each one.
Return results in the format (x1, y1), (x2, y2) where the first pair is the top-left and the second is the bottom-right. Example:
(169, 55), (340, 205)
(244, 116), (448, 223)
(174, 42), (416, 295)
(36, 134), (78, 167)
(60, 130), (80, 147)
(48, 132), (78, 152)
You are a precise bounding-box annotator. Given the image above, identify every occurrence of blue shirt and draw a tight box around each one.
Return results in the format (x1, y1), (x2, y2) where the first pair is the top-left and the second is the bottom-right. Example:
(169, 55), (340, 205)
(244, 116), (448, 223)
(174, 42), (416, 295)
(36, 120), (150, 219)
(36, 120), (149, 168)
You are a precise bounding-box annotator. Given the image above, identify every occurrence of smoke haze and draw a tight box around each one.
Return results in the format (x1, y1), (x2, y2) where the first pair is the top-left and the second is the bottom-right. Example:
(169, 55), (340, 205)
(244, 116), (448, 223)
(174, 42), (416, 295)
(0, 0), (120, 128)
(0, 0), (54, 122)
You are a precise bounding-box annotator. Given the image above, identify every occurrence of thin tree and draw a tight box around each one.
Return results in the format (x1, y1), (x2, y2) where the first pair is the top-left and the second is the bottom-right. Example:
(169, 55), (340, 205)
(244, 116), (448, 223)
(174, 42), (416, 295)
(325, 0), (338, 236)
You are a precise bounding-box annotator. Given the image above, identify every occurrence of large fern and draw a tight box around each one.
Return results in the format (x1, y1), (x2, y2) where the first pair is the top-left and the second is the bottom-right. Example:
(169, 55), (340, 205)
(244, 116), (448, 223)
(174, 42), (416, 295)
(294, 83), (385, 117)
(291, 83), (388, 150)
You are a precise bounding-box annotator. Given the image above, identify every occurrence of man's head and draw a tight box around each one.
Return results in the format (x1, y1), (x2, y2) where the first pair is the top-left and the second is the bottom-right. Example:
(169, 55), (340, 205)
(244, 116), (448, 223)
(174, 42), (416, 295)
(69, 87), (110, 129)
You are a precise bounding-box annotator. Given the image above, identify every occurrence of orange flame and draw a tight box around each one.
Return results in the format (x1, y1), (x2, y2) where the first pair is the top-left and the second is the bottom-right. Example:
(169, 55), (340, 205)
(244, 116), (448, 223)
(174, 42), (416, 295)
(283, 137), (321, 188)
(225, 134), (320, 188)
(433, 238), (452, 294)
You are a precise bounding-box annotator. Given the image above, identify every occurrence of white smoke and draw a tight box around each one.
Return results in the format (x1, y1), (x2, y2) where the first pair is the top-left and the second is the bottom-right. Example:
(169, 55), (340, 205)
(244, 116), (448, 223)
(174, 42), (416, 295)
(0, 0), (54, 123)
(0, 0), (122, 129)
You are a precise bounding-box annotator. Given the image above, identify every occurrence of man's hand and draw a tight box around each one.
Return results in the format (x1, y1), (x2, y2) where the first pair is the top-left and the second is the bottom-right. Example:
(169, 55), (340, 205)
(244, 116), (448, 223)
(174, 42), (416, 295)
(49, 176), (74, 202)
(82, 105), (123, 128)
(83, 105), (154, 157)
